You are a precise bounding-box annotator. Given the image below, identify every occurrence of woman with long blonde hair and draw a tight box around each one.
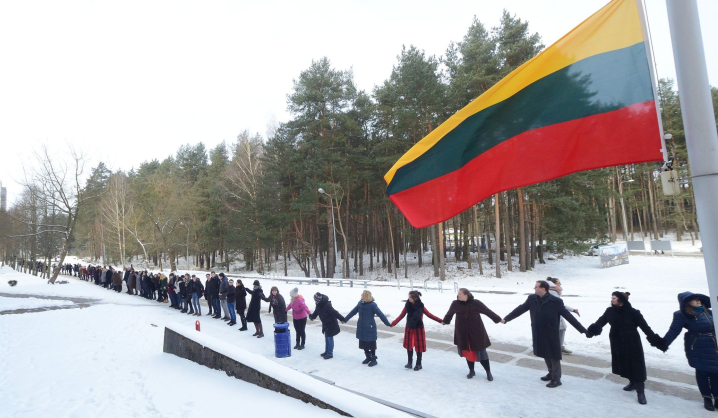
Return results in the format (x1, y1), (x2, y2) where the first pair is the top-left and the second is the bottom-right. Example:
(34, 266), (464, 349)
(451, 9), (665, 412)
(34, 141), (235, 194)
(344, 290), (392, 367)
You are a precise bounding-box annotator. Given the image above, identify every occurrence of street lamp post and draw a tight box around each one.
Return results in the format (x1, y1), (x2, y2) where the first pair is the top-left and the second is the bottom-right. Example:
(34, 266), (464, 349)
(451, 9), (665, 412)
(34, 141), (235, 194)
(618, 179), (634, 242)
(318, 188), (338, 277)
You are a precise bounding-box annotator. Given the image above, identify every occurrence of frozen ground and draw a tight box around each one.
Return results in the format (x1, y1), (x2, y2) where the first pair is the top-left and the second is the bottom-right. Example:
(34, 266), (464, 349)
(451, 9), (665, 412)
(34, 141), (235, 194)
(1, 253), (715, 417)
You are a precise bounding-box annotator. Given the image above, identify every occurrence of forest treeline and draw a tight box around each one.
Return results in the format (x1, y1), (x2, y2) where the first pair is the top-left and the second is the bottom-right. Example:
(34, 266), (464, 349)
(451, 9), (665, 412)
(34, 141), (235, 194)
(2, 11), (716, 280)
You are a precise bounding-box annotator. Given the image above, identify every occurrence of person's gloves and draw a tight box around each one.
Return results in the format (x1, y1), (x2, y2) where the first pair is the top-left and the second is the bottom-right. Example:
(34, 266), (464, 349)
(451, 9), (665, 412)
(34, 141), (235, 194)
(587, 323), (602, 337)
(647, 333), (668, 353)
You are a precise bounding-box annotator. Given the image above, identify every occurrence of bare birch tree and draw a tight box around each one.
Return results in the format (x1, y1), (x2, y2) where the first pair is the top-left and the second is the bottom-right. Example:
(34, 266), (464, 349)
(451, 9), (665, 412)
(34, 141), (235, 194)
(100, 172), (129, 268)
(20, 145), (96, 284)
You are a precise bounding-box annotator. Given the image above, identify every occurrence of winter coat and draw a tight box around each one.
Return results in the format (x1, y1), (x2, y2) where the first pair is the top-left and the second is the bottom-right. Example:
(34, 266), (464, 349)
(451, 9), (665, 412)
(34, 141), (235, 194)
(208, 276), (221, 299)
(178, 280), (187, 298)
(664, 292), (718, 373)
(309, 295), (346, 338)
(129, 273), (136, 289)
(104, 270), (113, 283)
(189, 280), (204, 297)
(159, 276), (167, 290)
(123, 270), (130, 282)
(588, 302), (659, 382)
(236, 284), (247, 311)
(392, 300), (442, 329)
(167, 277), (176, 295)
(112, 272), (122, 286)
(267, 293), (288, 324)
(203, 279), (211, 300)
(286, 296), (312, 320)
(504, 293), (586, 360)
(344, 300), (391, 342)
(443, 299), (501, 352)
(218, 277), (229, 300)
(245, 286), (266, 323)
(227, 286), (236, 304)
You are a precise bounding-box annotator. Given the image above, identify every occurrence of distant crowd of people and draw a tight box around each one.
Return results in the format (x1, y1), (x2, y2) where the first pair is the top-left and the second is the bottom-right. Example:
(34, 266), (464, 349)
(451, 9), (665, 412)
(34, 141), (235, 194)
(58, 265), (718, 411)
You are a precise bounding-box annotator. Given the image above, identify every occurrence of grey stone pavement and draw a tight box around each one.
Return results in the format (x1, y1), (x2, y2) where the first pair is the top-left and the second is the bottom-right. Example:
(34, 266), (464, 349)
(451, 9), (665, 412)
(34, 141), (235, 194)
(1, 289), (699, 402)
(333, 320), (700, 402)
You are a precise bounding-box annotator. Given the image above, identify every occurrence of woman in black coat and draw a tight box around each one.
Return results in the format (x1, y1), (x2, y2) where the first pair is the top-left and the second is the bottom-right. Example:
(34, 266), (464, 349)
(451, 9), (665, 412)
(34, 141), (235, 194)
(267, 286), (288, 324)
(236, 280), (248, 331)
(245, 280), (266, 338)
(587, 291), (663, 405)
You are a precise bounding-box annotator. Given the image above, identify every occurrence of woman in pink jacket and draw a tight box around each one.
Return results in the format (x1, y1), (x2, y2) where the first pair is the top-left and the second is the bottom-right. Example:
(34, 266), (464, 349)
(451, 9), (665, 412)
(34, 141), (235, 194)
(286, 287), (312, 350)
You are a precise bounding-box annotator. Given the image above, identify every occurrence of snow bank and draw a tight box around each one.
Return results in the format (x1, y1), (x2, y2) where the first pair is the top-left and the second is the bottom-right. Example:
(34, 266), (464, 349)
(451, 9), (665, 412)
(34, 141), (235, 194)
(165, 322), (408, 418)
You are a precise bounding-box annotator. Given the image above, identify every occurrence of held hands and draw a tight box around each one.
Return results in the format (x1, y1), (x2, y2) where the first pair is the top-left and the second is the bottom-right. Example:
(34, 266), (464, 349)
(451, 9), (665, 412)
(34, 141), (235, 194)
(500, 319), (506, 324)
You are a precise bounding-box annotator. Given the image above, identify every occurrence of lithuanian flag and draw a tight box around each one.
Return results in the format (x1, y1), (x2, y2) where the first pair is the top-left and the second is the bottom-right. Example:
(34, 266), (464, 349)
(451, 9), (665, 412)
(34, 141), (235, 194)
(384, 0), (664, 228)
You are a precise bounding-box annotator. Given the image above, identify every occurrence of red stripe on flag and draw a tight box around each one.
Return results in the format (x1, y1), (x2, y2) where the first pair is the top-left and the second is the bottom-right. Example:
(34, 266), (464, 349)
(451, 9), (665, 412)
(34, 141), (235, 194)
(389, 100), (663, 228)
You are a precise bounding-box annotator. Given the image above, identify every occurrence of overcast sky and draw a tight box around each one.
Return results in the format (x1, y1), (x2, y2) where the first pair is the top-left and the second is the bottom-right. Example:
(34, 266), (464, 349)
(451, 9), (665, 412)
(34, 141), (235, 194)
(1, 0), (716, 205)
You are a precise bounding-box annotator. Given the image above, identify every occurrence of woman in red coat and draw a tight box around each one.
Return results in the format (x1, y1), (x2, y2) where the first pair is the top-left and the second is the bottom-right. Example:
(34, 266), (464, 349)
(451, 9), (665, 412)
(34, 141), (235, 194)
(391, 291), (442, 371)
(443, 288), (502, 380)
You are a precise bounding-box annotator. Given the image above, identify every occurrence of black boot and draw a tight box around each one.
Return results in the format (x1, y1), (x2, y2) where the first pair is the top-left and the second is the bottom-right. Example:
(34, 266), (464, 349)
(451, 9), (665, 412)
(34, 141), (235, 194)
(252, 324), (259, 336)
(239, 317), (248, 331)
(480, 359), (493, 381)
(635, 382), (646, 405)
(546, 380), (562, 388)
(540, 373), (552, 381)
(368, 350), (378, 367)
(362, 350), (372, 365)
(256, 323), (264, 338)
(294, 339), (300, 350)
(623, 381), (635, 391)
(405, 350), (413, 369)
(466, 360), (476, 379)
(705, 398), (715, 411)
(414, 352), (422, 371)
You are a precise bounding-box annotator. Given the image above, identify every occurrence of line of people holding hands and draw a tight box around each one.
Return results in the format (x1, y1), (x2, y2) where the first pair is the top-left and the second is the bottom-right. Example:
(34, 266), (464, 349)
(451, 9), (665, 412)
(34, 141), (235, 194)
(66, 266), (718, 411)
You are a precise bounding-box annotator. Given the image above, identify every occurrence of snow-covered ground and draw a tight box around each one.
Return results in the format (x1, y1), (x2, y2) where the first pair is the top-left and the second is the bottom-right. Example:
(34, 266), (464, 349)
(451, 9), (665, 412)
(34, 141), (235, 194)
(1, 254), (715, 417)
(0, 295), (74, 311)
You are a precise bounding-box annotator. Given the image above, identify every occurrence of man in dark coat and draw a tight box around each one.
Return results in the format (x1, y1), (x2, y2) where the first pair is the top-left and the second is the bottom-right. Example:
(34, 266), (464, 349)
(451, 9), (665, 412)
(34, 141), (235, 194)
(503, 281), (587, 388)
(104, 268), (113, 289)
(209, 272), (221, 319)
(236, 280), (248, 331)
(204, 273), (214, 316)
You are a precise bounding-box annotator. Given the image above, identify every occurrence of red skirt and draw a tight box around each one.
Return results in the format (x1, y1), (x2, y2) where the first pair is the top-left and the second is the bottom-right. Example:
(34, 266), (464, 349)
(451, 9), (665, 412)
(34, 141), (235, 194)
(461, 341), (478, 362)
(403, 328), (427, 352)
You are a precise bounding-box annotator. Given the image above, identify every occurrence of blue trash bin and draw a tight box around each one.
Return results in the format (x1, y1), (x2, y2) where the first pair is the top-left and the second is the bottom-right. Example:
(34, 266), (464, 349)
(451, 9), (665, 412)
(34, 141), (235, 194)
(273, 322), (291, 358)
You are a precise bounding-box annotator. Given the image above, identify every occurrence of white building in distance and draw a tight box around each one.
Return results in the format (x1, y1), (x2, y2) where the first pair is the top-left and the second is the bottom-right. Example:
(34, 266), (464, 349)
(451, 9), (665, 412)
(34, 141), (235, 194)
(0, 180), (7, 211)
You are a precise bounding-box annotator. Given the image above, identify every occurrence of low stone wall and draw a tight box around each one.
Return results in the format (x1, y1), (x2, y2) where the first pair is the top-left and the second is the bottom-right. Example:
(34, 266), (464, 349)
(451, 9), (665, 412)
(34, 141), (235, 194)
(163, 327), (351, 417)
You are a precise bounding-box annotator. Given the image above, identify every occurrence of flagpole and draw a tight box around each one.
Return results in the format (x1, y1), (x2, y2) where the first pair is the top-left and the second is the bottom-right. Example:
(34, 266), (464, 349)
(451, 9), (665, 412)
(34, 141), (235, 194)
(636, 0), (667, 161)
(665, 0), (718, 320)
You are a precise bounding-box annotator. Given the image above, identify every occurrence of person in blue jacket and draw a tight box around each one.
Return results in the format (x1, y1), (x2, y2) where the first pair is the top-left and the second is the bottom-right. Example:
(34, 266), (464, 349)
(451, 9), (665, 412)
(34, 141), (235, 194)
(661, 291), (718, 411)
(344, 290), (392, 367)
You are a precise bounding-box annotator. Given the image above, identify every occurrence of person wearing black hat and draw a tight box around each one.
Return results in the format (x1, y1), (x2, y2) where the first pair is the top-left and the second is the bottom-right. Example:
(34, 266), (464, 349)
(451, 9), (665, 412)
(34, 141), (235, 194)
(245, 280), (266, 338)
(391, 290), (442, 371)
(660, 292), (718, 411)
(586, 291), (664, 405)
(309, 292), (346, 359)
